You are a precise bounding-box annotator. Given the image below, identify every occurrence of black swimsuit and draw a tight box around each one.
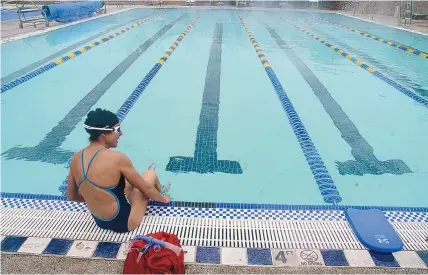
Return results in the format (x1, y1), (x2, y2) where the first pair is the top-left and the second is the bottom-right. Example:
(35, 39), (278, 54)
(78, 148), (131, 233)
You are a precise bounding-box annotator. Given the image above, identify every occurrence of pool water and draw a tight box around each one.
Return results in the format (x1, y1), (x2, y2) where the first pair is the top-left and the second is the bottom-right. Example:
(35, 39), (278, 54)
(1, 8), (428, 208)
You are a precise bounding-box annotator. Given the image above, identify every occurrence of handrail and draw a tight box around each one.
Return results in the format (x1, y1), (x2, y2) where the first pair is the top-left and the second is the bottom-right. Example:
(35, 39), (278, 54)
(1, 0), (19, 7)
(17, 0), (42, 12)
(12, 0), (49, 28)
(117, 0), (133, 9)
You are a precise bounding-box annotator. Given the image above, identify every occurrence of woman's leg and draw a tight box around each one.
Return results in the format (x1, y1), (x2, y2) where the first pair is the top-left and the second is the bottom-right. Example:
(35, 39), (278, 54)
(125, 170), (163, 231)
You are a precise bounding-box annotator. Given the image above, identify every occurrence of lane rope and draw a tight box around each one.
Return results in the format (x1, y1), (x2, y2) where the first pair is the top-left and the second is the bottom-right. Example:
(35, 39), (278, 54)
(59, 13), (203, 194)
(1, 11), (166, 93)
(238, 13), (342, 204)
(283, 19), (428, 108)
(314, 16), (428, 59)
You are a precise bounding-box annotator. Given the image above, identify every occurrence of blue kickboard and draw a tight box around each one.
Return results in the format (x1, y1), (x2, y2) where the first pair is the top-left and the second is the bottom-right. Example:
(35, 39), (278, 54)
(345, 208), (403, 252)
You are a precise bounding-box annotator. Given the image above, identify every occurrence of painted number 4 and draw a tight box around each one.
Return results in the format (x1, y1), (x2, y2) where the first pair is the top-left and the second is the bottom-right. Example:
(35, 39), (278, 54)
(275, 251), (287, 264)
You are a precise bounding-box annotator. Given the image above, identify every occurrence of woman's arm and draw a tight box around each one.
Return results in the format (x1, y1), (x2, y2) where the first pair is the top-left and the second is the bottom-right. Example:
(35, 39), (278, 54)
(66, 162), (85, 203)
(118, 153), (170, 204)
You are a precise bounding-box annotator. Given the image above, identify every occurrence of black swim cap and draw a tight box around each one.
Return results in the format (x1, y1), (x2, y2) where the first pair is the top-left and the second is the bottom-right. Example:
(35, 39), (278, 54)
(84, 108), (119, 141)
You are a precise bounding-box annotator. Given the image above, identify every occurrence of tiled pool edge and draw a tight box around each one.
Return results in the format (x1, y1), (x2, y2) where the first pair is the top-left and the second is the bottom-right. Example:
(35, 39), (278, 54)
(1, 236), (427, 269)
(2, 202), (427, 269)
(2, 192), (427, 213)
(2, 196), (428, 223)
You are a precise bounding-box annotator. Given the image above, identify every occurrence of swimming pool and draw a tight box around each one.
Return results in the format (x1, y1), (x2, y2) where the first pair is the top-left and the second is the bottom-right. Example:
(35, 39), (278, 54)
(1, 7), (428, 209)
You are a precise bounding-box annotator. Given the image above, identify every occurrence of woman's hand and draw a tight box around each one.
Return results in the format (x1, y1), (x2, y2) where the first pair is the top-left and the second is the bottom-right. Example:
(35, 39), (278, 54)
(161, 194), (171, 204)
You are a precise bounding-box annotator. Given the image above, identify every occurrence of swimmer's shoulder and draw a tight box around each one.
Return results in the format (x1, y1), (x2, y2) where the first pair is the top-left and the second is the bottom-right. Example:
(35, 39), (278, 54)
(69, 148), (130, 167)
(102, 149), (130, 165)
(69, 150), (82, 167)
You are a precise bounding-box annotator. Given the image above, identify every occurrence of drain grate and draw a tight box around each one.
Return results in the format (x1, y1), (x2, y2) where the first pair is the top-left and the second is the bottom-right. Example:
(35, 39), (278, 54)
(138, 216), (364, 249)
(394, 222), (428, 251)
(1, 208), (427, 250)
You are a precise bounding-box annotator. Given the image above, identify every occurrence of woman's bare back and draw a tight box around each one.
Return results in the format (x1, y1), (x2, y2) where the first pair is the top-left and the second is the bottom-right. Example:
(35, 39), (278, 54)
(71, 147), (125, 220)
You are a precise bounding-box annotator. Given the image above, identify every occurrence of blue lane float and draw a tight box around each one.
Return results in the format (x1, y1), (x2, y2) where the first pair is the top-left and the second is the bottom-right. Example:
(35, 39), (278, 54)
(41, 1), (105, 23)
(259, 20), (411, 177)
(238, 14), (342, 204)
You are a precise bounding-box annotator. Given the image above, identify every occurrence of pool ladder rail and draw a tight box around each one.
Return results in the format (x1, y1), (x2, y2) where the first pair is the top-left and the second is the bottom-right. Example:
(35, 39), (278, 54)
(3, 0), (50, 29)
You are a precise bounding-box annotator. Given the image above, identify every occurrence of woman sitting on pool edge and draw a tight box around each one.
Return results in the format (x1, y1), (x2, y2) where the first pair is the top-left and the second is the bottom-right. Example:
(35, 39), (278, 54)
(66, 108), (171, 233)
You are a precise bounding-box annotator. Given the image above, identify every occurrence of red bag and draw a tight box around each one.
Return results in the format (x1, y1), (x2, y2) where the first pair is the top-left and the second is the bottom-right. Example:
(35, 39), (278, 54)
(123, 232), (185, 274)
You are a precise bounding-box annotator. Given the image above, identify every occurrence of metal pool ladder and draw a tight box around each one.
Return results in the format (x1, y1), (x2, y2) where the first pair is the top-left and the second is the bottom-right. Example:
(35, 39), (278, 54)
(11, 0), (49, 29)
(396, 0), (413, 27)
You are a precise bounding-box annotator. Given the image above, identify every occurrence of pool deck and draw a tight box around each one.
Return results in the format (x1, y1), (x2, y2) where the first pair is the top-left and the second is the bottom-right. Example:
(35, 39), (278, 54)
(338, 10), (428, 36)
(1, 253), (426, 274)
(0, 4), (133, 41)
(1, 201), (427, 270)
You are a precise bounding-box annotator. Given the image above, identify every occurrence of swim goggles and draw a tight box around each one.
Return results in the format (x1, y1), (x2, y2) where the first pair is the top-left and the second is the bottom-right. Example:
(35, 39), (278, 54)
(84, 124), (121, 133)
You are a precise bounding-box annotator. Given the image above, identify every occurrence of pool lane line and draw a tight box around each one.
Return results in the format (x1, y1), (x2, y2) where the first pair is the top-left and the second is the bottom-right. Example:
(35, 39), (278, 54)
(0, 11), (166, 94)
(1, 14), (189, 165)
(314, 16), (428, 59)
(237, 14), (342, 204)
(282, 19), (428, 109)
(1, 11), (165, 84)
(116, 13), (202, 119)
(259, 19), (411, 176)
(58, 13), (203, 194)
(306, 24), (428, 98)
(166, 23), (243, 174)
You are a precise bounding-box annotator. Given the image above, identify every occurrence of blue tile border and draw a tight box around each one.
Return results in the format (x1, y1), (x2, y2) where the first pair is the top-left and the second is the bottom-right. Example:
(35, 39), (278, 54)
(196, 247), (220, 264)
(0, 235), (427, 269)
(1, 192), (67, 201)
(247, 248), (273, 265)
(43, 239), (73, 255)
(321, 250), (349, 266)
(1, 192), (427, 213)
(1, 236), (27, 252)
(417, 251), (428, 267)
(93, 242), (121, 259)
(369, 251), (400, 267)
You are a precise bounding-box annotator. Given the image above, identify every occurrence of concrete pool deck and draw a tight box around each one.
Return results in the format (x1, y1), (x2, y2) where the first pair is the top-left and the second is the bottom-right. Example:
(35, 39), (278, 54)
(2, 253), (427, 274)
(337, 10), (428, 36)
(1, 205), (427, 271)
(1, 4), (141, 41)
